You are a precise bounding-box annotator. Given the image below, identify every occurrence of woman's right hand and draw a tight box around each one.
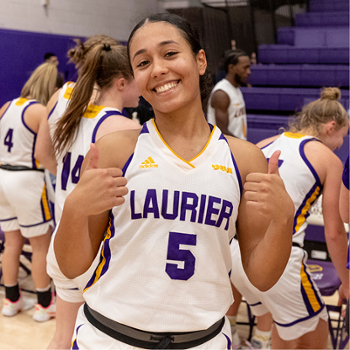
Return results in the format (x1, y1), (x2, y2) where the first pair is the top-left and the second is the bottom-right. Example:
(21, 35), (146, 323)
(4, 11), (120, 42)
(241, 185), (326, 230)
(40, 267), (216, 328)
(69, 143), (128, 216)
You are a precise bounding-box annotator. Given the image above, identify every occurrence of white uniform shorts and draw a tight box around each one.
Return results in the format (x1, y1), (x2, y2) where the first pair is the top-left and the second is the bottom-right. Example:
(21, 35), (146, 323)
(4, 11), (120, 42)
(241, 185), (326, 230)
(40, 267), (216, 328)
(72, 305), (232, 350)
(47, 224), (101, 303)
(0, 169), (53, 237)
(230, 239), (328, 341)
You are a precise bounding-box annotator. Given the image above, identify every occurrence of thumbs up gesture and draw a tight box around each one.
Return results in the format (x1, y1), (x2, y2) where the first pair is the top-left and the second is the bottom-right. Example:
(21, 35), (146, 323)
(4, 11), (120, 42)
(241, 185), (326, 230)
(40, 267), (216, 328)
(244, 150), (294, 222)
(69, 143), (128, 216)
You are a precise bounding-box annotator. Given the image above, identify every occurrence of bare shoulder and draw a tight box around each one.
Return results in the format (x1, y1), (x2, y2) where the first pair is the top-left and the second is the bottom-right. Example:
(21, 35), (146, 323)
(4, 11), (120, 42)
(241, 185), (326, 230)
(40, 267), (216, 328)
(256, 134), (280, 148)
(304, 140), (343, 183)
(211, 90), (230, 108)
(27, 102), (46, 116)
(0, 101), (11, 119)
(95, 129), (140, 169)
(226, 136), (268, 183)
(96, 115), (141, 141)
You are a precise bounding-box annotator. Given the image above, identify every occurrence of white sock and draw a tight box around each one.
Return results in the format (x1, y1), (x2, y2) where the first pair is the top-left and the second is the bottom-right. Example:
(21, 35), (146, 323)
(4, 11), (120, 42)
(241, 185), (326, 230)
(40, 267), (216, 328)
(252, 328), (272, 347)
(227, 315), (237, 326)
(36, 284), (51, 292)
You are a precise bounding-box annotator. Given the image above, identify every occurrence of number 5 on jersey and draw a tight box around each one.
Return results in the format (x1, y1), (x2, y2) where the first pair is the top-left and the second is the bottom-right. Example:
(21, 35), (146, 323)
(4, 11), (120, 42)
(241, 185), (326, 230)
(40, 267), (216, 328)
(166, 232), (196, 280)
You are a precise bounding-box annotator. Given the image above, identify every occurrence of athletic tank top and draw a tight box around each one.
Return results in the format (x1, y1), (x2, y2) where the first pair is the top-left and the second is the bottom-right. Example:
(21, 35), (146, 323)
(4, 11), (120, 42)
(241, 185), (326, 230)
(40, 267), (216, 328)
(83, 119), (242, 332)
(48, 81), (74, 137)
(54, 105), (124, 222)
(207, 79), (247, 140)
(0, 98), (41, 168)
(261, 132), (322, 246)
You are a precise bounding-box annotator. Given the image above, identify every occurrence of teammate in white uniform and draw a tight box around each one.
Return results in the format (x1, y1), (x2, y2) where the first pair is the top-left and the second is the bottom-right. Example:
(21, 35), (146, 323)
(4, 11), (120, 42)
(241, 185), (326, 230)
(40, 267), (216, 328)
(54, 13), (295, 349)
(230, 87), (349, 349)
(36, 37), (140, 349)
(207, 50), (250, 140)
(0, 63), (57, 321)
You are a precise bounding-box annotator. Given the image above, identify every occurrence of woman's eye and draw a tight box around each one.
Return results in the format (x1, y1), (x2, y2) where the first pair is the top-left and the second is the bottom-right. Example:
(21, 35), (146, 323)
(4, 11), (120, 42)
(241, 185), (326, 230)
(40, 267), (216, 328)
(165, 51), (177, 57)
(137, 60), (149, 68)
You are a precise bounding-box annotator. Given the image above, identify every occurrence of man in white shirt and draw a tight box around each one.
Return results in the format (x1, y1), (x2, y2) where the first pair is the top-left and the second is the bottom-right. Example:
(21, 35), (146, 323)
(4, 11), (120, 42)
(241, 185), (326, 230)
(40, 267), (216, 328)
(207, 50), (251, 140)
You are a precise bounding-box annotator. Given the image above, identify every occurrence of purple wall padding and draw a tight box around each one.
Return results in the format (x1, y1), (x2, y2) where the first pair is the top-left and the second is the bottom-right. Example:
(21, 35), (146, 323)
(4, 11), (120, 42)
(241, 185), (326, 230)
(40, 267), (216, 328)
(0, 28), (86, 107)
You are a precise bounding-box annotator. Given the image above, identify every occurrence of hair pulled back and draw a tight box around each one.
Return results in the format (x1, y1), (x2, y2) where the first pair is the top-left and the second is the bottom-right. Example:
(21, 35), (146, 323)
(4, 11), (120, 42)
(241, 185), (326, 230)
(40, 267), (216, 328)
(53, 42), (132, 155)
(21, 62), (58, 106)
(289, 87), (349, 136)
(127, 12), (212, 105)
(67, 35), (119, 71)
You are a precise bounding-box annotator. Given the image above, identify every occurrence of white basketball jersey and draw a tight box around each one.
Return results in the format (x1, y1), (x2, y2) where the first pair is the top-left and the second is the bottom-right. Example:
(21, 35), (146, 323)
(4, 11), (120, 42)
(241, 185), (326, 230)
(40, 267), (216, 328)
(207, 79), (247, 140)
(261, 132), (322, 246)
(54, 105), (124, 222)
(83, 119), (242, 332)
(0, 98), (42, 169)
(48, 81), (74, 139)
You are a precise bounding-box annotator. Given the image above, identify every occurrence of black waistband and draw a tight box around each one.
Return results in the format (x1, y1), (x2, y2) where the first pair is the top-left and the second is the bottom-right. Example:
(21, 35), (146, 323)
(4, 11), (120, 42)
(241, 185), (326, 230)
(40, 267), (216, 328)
(0, 164), (44, 172)
(292, 242), (302, 248)
(84, 303), (225, 349)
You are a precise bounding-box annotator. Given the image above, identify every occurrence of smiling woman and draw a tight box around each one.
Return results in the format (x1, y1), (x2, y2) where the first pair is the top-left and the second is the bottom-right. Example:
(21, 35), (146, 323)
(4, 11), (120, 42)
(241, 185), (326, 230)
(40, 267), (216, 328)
(53, 12), (295, 350)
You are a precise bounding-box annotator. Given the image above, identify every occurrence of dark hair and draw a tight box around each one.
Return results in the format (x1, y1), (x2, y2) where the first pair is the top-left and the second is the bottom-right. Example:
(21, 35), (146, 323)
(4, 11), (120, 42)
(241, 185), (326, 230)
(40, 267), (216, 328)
(222, 49), (249, 73)
(53, 43), (133, 155)
(127, 12), (212, 105)
(288, 87), (349, 136)
(44, 52), (56, 61)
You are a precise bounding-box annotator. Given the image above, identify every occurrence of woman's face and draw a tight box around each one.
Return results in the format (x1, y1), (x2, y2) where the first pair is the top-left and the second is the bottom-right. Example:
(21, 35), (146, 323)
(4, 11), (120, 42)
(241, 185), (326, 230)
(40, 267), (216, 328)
(122, 78), (140, 108)
(321, 123), (349, 151)
(128, 21), (207, 115)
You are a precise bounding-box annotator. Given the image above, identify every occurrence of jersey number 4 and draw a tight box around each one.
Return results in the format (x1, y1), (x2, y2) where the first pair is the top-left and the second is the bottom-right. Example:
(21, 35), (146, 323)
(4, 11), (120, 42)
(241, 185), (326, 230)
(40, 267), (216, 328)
(4, 128), (14, 152)
(166, 232), (196, 280)
(61, 152), (84, 190)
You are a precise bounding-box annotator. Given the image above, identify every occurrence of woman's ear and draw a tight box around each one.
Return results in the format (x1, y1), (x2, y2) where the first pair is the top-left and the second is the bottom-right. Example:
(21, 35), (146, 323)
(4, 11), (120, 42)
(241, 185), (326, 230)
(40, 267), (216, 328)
(325, 120), (336, 134)
(116, 77), (126, 91)
(197, 49), (207, 76)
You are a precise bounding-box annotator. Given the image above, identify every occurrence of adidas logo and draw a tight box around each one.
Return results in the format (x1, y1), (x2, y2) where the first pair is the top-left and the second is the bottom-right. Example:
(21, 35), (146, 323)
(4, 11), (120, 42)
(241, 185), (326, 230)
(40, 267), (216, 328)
(139, 157), (158, 169)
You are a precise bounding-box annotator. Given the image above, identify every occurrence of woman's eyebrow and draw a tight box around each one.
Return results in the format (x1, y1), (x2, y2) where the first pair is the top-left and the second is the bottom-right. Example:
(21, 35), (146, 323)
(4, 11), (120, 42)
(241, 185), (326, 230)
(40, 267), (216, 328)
(132, 40), (180, 61)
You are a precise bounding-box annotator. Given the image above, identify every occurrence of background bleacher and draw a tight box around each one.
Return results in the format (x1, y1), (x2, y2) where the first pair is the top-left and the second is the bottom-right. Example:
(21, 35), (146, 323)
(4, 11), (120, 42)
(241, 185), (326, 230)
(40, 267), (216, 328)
(245, 0), (349, 163)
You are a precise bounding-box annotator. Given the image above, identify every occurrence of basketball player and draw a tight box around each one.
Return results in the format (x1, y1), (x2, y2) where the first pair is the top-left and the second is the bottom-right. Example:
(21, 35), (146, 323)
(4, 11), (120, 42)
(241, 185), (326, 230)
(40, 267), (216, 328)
(230, 87), (349, 349)
(207, 49), (251, 140)
(0, 63), (57, 322)
(54, 13), (294, 349)
(36, 37), (140, 349)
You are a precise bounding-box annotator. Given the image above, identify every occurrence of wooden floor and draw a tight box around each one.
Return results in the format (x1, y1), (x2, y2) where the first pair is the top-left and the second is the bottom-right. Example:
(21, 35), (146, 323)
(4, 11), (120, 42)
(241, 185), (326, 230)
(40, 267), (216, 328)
(0, 254), (347, 349)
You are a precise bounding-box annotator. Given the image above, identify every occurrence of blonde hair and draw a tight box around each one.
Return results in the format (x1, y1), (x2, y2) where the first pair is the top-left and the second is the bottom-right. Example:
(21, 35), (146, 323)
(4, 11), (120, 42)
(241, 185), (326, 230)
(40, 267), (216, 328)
(53, 42), (133, 156)
(67, 35), (119, 71)
(289, 87), (349, 136)
(20, 63), (58, 106)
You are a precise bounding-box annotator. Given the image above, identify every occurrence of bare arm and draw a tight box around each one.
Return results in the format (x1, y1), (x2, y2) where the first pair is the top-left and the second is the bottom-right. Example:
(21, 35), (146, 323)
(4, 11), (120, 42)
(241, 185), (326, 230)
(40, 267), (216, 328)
(339, 157), (349, 223)
(34, 117), (57, 175)
(54, 130), (138, 278)
(210, 90), (233, 136)
(34, 90), (60, 175)
(322, 155), (349, 297)
(339, 182), (349, 224)
(231, 138), (294, 291)
(0, 101), (11, 119)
